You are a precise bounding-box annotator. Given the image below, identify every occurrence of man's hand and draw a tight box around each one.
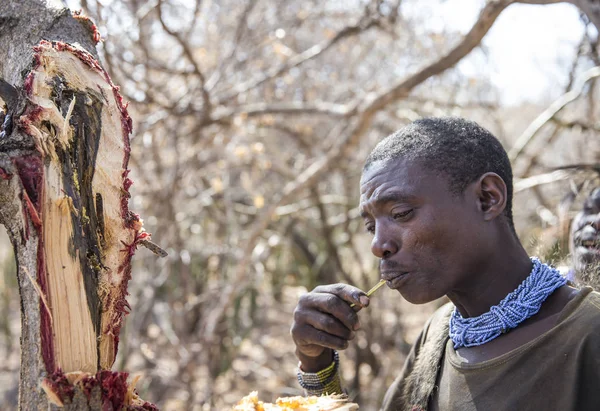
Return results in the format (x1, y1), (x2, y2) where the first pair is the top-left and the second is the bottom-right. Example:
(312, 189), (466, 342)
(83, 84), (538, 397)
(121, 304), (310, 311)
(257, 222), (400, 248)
(291, 283), (370, 372)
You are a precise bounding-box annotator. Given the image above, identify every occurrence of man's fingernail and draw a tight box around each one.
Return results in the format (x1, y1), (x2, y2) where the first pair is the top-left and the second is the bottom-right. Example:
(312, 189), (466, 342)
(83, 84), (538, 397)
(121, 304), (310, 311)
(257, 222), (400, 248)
(360, 296), (370, 306)
(353, 321), (361, 331)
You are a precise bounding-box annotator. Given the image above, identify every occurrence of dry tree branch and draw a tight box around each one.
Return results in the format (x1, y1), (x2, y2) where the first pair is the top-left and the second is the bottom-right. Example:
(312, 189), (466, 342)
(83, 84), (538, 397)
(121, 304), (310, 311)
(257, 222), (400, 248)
(213, 101), (350, 123)
(508, 66), (600, 162)
(214, 13), (381, 104)
(551, 117), (600, 132)
(206, 0), (258, 91)
(216, 0), (519, 127)
(514, 170), (572, 192)
(342, 0), (522, 154)
(516, 0), (562, 3)
(184, 0), (204, 41)
(311, 188), (355, 285)
(513, 33), (594, 178)
(156, 0), (211, 119)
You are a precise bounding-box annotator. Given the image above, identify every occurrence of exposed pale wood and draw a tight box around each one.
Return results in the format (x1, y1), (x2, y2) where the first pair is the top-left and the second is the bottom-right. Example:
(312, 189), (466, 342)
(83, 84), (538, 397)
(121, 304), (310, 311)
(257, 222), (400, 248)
(44, 173), (98, 373)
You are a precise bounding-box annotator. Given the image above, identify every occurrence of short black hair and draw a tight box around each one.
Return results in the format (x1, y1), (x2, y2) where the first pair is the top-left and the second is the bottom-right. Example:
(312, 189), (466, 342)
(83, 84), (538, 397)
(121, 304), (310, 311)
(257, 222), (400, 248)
(364, 117), (514, 230)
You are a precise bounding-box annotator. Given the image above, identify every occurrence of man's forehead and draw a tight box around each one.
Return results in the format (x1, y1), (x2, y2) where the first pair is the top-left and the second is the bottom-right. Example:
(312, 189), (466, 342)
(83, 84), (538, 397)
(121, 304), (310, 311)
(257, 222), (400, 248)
(361, 157), (419, 183)
(359, 158), (448, 204)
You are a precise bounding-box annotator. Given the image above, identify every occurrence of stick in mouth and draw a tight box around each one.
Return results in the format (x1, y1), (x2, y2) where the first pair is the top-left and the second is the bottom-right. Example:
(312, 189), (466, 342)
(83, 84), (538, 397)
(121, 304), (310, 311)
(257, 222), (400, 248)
(350, 279), (386, 308)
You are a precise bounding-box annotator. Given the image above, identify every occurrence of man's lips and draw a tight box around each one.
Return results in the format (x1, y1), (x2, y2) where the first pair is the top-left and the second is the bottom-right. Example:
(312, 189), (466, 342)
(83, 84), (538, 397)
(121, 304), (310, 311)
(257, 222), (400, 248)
(380, 271), (410, 289)
(380, 271), (408, 281)
(574, 235), (600, 250)
(379, 261), (411, 287)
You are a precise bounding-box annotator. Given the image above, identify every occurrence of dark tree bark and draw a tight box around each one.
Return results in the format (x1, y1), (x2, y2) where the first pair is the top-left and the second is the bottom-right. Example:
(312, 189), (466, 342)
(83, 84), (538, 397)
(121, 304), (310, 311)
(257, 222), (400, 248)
(0, 1), (157, 409)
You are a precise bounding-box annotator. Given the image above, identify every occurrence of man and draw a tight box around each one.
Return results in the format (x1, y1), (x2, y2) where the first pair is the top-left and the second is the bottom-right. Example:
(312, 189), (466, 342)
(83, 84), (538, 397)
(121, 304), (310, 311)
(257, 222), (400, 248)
(569, 186), (600, 288)
(290, 117), (600, 410)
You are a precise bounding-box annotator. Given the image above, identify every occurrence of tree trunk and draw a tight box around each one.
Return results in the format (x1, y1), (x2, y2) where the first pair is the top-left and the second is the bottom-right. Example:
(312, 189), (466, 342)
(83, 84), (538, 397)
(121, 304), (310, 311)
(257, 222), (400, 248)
(0, 1), (156, 409)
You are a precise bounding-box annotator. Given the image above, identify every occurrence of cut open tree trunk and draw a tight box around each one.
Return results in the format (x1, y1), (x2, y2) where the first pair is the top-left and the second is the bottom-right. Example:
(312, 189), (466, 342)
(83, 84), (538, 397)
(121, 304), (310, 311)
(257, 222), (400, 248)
(0, 1), (162, 409)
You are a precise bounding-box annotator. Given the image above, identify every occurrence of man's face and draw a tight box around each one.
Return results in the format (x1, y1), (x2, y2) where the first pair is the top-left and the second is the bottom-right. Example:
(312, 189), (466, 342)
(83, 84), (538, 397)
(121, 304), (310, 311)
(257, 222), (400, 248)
(570, 187), (600, 274)
(359, 158), (489, 304)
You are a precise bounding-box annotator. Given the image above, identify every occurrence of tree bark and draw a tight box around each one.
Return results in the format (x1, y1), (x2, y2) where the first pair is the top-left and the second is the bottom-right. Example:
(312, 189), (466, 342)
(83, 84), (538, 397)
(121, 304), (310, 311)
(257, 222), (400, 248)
(0, 1), (156, 409)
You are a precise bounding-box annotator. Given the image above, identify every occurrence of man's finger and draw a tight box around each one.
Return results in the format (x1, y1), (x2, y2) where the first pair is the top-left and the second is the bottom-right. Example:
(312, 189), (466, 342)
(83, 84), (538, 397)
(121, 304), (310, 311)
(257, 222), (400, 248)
(295, 325), (350, 352)
(300, 292), (360, 331)
(296, 310), (355, 341)
(313, 283), (368, 307)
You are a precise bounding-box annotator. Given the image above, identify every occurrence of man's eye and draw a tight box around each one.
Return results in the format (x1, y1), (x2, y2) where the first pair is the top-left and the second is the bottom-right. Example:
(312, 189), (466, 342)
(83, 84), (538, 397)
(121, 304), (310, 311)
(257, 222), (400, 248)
(365, 224), (375, 234)
(393, 209), (413, 220)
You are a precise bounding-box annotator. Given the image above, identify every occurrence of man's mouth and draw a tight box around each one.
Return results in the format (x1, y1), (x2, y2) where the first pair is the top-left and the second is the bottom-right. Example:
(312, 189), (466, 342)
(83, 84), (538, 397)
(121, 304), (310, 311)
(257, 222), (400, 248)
(380, 271), (409, 288)
(575, 237), (600, 250)
(579, 239), (600, 248)
(574, 234), (600, 264)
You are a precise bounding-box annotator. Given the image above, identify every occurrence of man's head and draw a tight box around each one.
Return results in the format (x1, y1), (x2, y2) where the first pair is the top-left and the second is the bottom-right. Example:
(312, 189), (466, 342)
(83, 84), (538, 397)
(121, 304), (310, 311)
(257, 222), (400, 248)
(570, 187), (600, 285)
(364, 117), (514, 232)
(359, 117), (516, 304)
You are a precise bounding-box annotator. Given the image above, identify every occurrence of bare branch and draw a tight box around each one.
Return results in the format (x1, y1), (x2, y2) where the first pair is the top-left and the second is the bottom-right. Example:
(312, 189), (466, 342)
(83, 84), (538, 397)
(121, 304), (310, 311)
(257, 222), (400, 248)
(156, 0), (212, 119)
(515, 0), (563, 3)
(139, 239), (169, 257)
(212, 100), (351, 123)
(206, 0), (258, 91)
(339, 0), (519, 155)
(215, 15), (381, 104)
(508, 66), (600, 162)
(312, 187), (355, 284)
(184, 0), (204, 41)
(551, 117), (600, 132)
(555, 163), (600, 176)
(514, 170), (571, 192)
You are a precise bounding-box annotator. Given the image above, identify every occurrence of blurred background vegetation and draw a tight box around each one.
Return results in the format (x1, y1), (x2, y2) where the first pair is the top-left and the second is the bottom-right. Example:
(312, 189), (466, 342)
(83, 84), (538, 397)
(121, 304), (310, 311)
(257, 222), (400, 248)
(1, 0), (600, 409)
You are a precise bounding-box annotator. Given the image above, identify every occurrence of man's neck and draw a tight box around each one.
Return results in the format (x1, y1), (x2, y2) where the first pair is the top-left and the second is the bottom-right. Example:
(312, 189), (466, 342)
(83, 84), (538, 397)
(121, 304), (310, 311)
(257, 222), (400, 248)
(447, 242), (532, 318)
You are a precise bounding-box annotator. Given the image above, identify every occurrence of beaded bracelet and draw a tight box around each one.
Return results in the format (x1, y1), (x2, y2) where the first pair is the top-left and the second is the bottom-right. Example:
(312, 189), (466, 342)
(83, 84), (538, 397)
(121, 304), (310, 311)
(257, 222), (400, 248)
(296, 350), (343, 396)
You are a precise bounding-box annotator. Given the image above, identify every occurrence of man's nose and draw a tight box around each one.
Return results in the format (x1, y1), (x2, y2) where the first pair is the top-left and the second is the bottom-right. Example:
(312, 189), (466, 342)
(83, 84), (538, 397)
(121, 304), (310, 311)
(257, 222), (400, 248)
(371, 226), (399, 259)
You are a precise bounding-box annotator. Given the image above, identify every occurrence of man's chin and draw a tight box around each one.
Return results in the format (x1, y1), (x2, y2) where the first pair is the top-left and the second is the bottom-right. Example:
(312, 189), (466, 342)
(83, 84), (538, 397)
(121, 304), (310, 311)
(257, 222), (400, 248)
(398, 289), (444, 305)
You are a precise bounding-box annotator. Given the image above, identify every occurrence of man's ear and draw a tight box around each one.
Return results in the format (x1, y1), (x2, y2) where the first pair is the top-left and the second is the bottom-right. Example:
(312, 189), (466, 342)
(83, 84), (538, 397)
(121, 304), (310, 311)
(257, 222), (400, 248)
(474, 172), (507, 221)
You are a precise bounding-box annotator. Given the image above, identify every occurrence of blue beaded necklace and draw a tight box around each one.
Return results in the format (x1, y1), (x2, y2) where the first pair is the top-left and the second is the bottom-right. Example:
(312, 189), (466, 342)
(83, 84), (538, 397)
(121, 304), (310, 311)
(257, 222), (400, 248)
(449, 257), (567, 349)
